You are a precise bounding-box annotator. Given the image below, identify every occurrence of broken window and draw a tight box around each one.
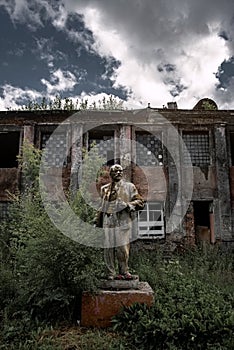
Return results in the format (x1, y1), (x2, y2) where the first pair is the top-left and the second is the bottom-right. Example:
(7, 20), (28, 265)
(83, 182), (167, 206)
(136, 132), (163, 166)
(138, 202), (165, 239)
(88, 131), (115, 166)
(0, 131), (20, 168)
(230, 132), (234, 166)
(183, 132), (210, 166)
(41, 132), (68, 167)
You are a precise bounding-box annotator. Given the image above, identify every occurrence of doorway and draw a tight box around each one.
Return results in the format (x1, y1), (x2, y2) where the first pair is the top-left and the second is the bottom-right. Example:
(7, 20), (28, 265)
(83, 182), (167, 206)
(193, 201), (214, 244)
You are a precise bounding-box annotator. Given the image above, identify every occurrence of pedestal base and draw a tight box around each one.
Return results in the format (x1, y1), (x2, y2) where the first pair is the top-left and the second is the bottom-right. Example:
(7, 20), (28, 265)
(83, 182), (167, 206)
(81, 282), (154, 328)
(100, 275), (139, 290)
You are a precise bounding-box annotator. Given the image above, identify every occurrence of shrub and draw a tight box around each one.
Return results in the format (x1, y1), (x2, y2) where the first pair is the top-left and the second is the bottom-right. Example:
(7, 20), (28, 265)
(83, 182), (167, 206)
(113, 250), (234, 349)
(0, 142), (105, 327)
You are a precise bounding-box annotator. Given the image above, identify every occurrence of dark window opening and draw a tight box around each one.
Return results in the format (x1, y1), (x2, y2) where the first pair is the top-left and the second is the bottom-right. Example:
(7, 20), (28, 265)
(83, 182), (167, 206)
(0, 132), (20, 168)
(230, 132), (234, 165)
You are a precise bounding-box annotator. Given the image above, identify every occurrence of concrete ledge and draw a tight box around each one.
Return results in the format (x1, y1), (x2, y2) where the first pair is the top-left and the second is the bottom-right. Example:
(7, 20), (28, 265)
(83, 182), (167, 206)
(81, 282), (154, 328)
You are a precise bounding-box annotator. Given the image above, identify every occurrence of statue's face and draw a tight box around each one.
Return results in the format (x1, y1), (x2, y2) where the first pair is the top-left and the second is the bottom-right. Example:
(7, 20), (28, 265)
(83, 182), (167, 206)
(110, 165), (123, 182)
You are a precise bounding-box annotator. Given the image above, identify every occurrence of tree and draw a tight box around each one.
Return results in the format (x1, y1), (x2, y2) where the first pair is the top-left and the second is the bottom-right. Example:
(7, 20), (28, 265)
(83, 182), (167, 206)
(17, 94), (124, 111)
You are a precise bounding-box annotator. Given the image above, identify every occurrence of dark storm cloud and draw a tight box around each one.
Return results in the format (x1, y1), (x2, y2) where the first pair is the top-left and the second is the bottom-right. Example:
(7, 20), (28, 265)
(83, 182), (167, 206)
(216, 57), (234, 89)
(0, 2), (127, 101)
(66, 0), (234, 55)
(215, 57), (234, 107)
(1, 0), (234, 107)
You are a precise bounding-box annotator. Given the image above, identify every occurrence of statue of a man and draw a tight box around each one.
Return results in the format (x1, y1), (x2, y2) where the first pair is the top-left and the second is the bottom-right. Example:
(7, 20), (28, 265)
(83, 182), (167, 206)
(95, 164), (144, 280)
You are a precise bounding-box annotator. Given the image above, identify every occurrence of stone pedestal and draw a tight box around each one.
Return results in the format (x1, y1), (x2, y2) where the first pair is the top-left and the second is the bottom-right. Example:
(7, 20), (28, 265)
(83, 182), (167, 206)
(81, 281), (154, 328)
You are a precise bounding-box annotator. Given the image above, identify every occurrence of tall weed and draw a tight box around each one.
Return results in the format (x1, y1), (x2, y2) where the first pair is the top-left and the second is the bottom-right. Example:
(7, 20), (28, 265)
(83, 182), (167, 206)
(114, 247), (234, 349)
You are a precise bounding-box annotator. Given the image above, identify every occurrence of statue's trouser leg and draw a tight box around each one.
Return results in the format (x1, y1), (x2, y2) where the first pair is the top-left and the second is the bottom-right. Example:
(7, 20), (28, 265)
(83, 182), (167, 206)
(116, 243), (130, 275)
(115, 226), (131, 275)
(104, 227), (116, 277)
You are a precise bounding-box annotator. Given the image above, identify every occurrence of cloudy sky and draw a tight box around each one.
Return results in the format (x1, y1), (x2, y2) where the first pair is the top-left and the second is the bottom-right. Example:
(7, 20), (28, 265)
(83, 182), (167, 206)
(0, 0), (234, 110)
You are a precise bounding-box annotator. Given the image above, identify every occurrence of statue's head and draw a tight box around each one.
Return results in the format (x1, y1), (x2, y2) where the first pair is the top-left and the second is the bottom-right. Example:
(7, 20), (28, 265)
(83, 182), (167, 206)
(110, 164), (123, 182)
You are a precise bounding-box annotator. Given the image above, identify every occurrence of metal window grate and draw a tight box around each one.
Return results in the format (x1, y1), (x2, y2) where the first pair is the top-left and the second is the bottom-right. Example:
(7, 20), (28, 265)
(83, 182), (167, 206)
(183, 133), (210, 166)
(41, 132), (67, 167)
(89, 135), (114, 165)
(136, 133), (163, 166)
(138, 202), (165, 239)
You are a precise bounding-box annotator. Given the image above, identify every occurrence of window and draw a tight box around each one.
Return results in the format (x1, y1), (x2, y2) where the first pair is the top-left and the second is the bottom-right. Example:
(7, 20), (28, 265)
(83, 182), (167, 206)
(183, 132), (210, 166)
(138, 202), (165, 239)
(0, 131), (20, 168)
(41, 132), (67, 167)
(136, 132), (163, 166)
(88, 131), (115, 166)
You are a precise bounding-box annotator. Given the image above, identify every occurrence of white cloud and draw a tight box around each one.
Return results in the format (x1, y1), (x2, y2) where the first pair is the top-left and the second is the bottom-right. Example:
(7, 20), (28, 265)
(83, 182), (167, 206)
(0, 84), (127, 111)
(52, 4), (68, 29)
(175, 32), (229, 108)
(63, 0), (233, 108)
(1, 0), (234, 109)
(0, 84), (42, 110)
(41, 69), (77, 94)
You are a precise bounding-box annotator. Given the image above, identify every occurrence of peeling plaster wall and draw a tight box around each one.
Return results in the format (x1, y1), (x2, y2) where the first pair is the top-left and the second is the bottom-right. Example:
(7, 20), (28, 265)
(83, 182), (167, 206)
(214, 126), (232, 241)
(182, 166), (216, 199)
(132, 166), (167, 201)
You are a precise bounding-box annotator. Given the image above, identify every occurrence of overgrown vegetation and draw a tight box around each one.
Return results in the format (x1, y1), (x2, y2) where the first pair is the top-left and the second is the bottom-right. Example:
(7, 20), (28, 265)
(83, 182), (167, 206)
(0, 142), (233, 349)
(0, 142), (106, 348)
(11, 94), (125, 111)
(113, 248), (234, 349)
(201, 100), (218, 110)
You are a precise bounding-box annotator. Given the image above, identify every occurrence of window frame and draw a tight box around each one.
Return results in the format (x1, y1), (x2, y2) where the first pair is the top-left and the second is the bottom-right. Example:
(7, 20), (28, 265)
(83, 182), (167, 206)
(135, 131), (163, 167)
(137, 201), (165, 239)
(40, 130), (68, 167)
(182, 131), (210, 166)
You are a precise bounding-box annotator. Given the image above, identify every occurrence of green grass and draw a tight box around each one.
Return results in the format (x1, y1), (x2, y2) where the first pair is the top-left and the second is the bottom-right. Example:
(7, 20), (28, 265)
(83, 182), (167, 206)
(0, 326), (132, 350)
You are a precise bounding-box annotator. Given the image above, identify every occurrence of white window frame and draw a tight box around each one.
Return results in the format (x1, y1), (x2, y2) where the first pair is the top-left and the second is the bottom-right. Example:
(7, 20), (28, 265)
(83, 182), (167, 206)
(138, 201), (165, 239)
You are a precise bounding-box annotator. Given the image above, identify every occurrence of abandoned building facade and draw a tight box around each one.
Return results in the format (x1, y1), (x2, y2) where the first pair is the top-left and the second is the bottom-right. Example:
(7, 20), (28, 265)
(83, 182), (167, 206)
(0, 99), (234, 247)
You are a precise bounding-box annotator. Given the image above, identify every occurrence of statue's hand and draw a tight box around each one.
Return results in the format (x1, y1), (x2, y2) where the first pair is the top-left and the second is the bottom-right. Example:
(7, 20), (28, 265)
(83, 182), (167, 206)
(116, 199), (128, 212)
(128, 203), (136, 212)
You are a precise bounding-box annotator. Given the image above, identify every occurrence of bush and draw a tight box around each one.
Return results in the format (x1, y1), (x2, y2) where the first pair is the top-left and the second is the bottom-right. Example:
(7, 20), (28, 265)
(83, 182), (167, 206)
(113, 250), (234, 349)
(0, 145), (108, 348)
